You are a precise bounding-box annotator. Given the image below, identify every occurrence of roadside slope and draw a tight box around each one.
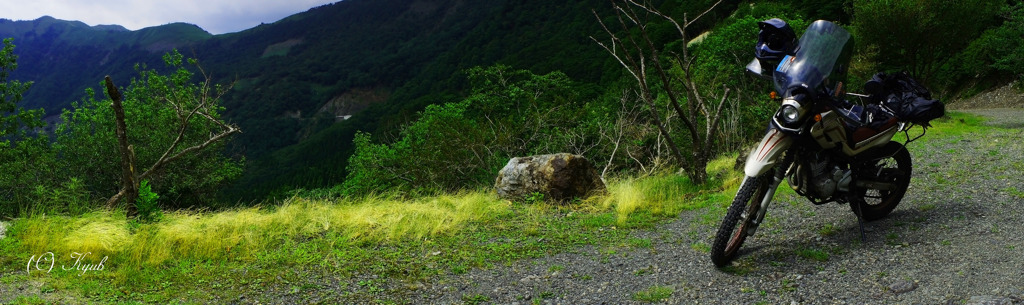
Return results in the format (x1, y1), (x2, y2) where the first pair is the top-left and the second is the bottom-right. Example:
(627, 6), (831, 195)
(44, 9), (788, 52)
(411, 110), (1024, 304)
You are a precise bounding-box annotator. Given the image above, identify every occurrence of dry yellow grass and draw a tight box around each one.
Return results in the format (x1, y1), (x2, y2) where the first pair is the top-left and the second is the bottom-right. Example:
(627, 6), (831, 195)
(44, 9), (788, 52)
(14, 154), (741, 268)
(17, 191), (511, 267)
(594, 154), (741, 225)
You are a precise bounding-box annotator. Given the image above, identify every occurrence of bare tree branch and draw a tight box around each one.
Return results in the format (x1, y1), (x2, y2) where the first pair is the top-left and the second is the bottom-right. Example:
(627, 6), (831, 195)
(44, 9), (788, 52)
(593, 0), (729, 183)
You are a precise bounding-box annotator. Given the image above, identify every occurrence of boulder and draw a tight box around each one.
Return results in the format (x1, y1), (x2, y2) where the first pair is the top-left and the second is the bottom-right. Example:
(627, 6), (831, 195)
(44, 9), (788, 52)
(494, 153), (606, 202)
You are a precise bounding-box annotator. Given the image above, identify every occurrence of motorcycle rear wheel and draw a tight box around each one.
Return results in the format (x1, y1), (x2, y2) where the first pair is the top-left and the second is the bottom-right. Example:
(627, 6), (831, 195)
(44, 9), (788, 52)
(849, 141), (913, 221)
(711, 173), (771, 267)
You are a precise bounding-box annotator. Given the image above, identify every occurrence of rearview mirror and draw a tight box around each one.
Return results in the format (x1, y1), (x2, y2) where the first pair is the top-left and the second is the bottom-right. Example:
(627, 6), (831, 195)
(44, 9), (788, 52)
(746, 59), (773, 80)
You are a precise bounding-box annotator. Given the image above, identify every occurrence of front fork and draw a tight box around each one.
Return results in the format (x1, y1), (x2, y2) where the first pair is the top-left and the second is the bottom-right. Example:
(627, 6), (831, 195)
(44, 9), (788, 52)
(742, 128), (795, 236)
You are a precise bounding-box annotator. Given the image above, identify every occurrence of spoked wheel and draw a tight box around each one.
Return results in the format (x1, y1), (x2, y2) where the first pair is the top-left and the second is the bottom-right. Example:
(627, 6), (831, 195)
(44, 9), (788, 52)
(711, 173), (771, 267)
(849, 141), (913, 222)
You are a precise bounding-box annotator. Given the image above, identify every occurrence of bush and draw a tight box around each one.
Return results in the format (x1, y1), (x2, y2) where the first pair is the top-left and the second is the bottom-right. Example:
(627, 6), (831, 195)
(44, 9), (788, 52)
(687, 12), (808, 153)
(135, 180), (163, 223)
(853, 0), (1001, 87)
(56, 51), (243, 209)
(341, 65), (610, 196)
(0, 38), (73, 217)
(938, 3), (1024, 92)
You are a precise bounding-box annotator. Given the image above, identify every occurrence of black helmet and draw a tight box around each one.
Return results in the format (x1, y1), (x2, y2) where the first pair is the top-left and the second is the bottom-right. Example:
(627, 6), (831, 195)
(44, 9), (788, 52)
(755, 18), (797, 70)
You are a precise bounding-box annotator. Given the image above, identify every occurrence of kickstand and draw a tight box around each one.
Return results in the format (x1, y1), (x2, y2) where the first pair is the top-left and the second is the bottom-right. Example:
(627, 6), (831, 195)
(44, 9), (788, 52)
(855, 203), (867, 242)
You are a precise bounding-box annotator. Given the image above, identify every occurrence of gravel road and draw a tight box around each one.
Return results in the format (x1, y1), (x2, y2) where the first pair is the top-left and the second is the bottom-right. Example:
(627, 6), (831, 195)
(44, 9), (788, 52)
(410, 109), (1024, 304)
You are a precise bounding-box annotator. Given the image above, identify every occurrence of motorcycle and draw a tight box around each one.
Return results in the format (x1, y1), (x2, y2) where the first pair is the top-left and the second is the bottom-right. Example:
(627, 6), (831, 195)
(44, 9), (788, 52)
(709, 19), (945, 267)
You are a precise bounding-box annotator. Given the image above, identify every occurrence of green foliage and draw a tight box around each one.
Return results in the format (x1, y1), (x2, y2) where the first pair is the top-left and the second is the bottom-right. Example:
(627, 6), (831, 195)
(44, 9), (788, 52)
(341, 65), (606, 196)
(28, 178), (92, 216)
(687, 10), (809, 152)
(524, 192), (546, 205)
(341, 2), (805, 197)
(135, 180), (163, 223)
(4, 1), (1019, 204)
(462, 294), (490, 305)
(939, 2), (1024, 91)
(795, 247), (830, 261)
(853, 0), (1002, 86)
(341, 100), (486, 196)
(0, 38), (71, 217)
(633, 285), (674, 302)
(0, 38), (41, 138)
(0, 133), (62, 216)
(56, 50), (242, 209)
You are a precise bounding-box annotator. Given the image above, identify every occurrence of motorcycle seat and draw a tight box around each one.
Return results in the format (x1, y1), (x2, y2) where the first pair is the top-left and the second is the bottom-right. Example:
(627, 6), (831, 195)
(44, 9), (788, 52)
(850, 116), (898, 144)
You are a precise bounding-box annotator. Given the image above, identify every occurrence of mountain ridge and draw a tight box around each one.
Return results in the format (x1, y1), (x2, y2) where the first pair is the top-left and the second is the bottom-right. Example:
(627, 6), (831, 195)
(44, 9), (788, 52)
(1, 0), (736, 201)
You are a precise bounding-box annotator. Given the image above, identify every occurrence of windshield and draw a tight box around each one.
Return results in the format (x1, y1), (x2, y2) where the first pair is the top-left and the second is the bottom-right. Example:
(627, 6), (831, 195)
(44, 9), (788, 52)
(773, 20), (852, 93)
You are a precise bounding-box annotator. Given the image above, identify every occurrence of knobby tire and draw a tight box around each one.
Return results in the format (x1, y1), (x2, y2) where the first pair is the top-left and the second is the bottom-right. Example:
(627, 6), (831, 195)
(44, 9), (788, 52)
(711, 174), (769, 267)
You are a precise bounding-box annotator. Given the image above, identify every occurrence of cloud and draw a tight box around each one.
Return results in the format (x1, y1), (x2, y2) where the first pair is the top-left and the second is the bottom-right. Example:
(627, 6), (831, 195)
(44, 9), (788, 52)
(0, 0), (338, 34)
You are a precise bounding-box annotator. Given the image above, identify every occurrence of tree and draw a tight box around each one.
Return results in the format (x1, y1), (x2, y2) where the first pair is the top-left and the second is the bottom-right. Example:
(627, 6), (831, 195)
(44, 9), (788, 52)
(0, 38), (62, 216)
(57, 50), (242, 210)
(0, 38), (41, 138)
(688, 13), (809, 152)
(942, 2), (1024, 89)
(341, 65), (592, 196)
(853, 0), (1002, 85)
(592, 0), (730, 183)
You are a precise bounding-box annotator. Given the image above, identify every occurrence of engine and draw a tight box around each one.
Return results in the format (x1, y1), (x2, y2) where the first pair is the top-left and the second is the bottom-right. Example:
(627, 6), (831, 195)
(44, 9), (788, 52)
(788, 152), (852, 201)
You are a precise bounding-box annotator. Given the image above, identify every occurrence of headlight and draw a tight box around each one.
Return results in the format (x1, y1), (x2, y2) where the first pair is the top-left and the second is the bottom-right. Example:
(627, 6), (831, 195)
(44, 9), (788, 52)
(780, 105), (800, 124)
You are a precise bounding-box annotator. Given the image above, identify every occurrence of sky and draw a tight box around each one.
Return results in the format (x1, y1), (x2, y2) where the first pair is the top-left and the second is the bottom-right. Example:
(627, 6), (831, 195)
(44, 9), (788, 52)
(0, 0), (339, 34)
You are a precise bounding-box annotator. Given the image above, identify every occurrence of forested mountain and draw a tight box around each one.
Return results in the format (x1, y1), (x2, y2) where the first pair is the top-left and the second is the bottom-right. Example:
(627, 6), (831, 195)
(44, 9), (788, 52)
(0, 16), (210, 118)
(2, 0), (737, 200)
(2, 0), (1018, 203)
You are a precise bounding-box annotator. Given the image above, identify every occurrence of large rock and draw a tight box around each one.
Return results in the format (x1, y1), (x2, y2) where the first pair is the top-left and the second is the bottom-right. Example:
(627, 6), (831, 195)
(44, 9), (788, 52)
(494, 153), (606, 202)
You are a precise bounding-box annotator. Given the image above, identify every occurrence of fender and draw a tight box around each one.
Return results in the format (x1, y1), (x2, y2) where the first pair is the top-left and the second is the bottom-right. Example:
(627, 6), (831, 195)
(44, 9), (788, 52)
(744, 128), (793, 177)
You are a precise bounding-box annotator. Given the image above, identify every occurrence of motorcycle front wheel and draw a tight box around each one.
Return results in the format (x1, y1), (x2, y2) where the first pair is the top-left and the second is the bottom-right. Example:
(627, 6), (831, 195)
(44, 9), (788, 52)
(849, 141), (913, 221)
(711, 173), (771, 267)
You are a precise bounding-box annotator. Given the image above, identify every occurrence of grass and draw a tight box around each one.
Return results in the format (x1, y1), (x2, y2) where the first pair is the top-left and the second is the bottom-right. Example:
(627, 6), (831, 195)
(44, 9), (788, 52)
(795, 247), (830, 262)
(629, 237), (653, 249)
(633, 285), (674, 302)
(817, 223), (839, 237)
(1005, 187), (1024, 199)
(14, 192), (512, 269)
(462, 294), (490, 304)
(892, 111), (989, 145)
(0, 155), (745, 303)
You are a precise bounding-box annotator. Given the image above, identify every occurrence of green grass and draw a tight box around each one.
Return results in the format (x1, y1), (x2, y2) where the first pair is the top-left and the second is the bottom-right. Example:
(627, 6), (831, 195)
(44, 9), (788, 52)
(795, 247), (830, 262)
(628, 237), (653, 249)
(462, 294), (490, 304)
(633, 285), (674, 303)
(892, 111), (989, 145)
(817, 223), (839, 237)
(1005, 187), (1024, 199)
(0, 154), (746, 303)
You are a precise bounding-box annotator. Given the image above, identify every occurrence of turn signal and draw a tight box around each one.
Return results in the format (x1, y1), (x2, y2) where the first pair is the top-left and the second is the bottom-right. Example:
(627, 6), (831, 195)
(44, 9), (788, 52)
(814, 114), (822, 122)
(770, 91), (778, 99)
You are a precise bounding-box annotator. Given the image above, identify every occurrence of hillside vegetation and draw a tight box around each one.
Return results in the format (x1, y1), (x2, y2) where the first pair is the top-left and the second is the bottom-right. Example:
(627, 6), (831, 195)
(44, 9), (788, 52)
(0, 1), (1021, 214)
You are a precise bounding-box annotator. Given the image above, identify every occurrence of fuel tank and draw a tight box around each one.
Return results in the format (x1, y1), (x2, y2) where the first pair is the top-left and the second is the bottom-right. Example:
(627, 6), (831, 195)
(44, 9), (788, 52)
(809, 110), (899, 156)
